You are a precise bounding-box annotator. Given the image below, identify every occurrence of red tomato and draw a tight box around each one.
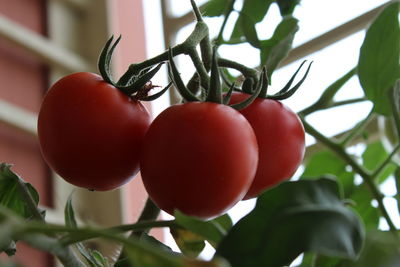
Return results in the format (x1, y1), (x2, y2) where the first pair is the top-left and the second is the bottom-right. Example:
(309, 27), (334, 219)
(229, 92), (305, 199)
(140, 102), (258, 219)
(38, 72), (151, 191)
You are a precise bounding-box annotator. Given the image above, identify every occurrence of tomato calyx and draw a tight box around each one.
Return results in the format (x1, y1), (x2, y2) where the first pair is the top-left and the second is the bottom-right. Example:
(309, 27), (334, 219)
(222, 60), (312, 101)
(98, 35), (170, 101)
(168, 47), (261, 110)
(264, 60), (313, 100)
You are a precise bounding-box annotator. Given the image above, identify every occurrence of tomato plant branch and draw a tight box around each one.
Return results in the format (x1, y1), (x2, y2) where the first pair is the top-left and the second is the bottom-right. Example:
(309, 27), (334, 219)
(339, 109), (375, 146)
(117, 21), (210, 85)
(215, 0), (236, 46)
(299, 67), (356, 116)
(18, 234), (85, 267)
(188, 47), (210, 89)
(371, 143), (400, 179)
(301, 117), (399, 236)
(59, 220), (179, 245)
(218, 58), (259, 84)
(300, 97), (367, 117)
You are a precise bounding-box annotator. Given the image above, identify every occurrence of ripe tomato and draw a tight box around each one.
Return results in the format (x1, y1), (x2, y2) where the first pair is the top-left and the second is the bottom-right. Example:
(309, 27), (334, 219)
(140, 102), (258, 219)
(38, 72), (151, 191)
(229, 92), (305, 199)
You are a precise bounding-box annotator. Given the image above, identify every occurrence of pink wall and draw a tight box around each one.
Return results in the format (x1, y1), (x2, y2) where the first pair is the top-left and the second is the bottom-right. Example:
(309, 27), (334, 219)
(107, 0), (163, 239)
(0, 0), (53, 266)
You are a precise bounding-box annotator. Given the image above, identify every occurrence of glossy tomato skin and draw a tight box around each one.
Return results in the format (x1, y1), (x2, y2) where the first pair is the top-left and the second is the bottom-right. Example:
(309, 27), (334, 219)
(230, 92), (305, 199)
(140, 102), (258, 219)
(38, 72), (151, 191)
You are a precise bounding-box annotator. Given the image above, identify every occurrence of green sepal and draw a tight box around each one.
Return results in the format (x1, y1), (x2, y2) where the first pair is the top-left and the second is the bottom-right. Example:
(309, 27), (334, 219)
(168, 48), (201, 102)
(230, 70), (264, 110)
(98, 35), (121, 85)
(206, 47), (222, 103)
(276, 60), (307, 95)
(258, 67), (269, 98)
(223, 83), (236, 105)
(241, 77), (254, 94)
(267, 61), (312, 100)
(118, 63), (164, 96)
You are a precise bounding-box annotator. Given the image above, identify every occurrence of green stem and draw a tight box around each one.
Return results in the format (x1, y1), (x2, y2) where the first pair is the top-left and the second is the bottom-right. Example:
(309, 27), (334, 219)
(117, 21), (209, 84)
(299, 67), (356, 116)
(339, 109), (374, 146)
(218, 58), (259, 83)
(117, 198), (161, 262)
(60, 220), (178, 245)
(18, 234), (85, 267)
(215, 0), (236, 46)
(300, 97), (367, 117)
(371, 143), (400, 178)
(188, 47), (210, 90)
(301, 117), (399, 236)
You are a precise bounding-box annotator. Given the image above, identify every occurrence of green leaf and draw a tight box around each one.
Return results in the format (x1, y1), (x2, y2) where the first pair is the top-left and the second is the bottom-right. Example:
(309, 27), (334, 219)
(230, 0), (274, 39)
(170, 228), (205, 258)
(298, 253), (317, 267)
(140, 233), (176, 254)
(91, 250), (109, 267)
(303, 150), (347, 177)
(276, 0), (300, 16)
(64, 195), (106, 267)
(260, 16), (298, 79)
(344, 230), (400, 267)
(216, 178), (365, 267)
(201, 0), (230, 17)
(349, 185), (380, 230)
(357, 2), (400, 115)
(0, 163), (40, 220)
(174, 211), (230, 247)
(240, 13), (260, 48)
(362, 141), (397, 183)
(302, 150), (355, 197)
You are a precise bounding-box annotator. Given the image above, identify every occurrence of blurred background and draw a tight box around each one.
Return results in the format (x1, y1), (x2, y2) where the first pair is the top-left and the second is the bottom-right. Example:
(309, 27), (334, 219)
(0, 0), (390, 266)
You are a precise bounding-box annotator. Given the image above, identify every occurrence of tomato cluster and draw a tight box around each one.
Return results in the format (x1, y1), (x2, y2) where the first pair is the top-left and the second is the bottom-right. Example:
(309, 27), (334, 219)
(37, 39), (307, 219)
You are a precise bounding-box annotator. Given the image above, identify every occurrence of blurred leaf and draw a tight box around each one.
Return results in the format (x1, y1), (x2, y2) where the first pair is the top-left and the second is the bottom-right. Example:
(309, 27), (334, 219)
(303, 150), (346, 177)
(314, 255), (345, 267)
(201, 0), (230, 17)
(358, 2), (400, 115)
(230, 0), (274, 39)
(362, 141), (397, 183)
(140, 233), (176, 254)
(394, 167), (400, 216)
(302, 150), (354, 197)
(216, 178), (365, 267)
(171, 228), (205, 258)
(65, 195), (108, 267)
(91, 250), (109, 267)
(276, 0), (300, 16)
(0, 163), (40, 220)
(174, 211), (230, 247)
(298, 253), (317, 267)
(260, 16), (298, 79)
(240, 13), (260, 48)
(344, 230), (400, 267)
(349, 184), (380, 230)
